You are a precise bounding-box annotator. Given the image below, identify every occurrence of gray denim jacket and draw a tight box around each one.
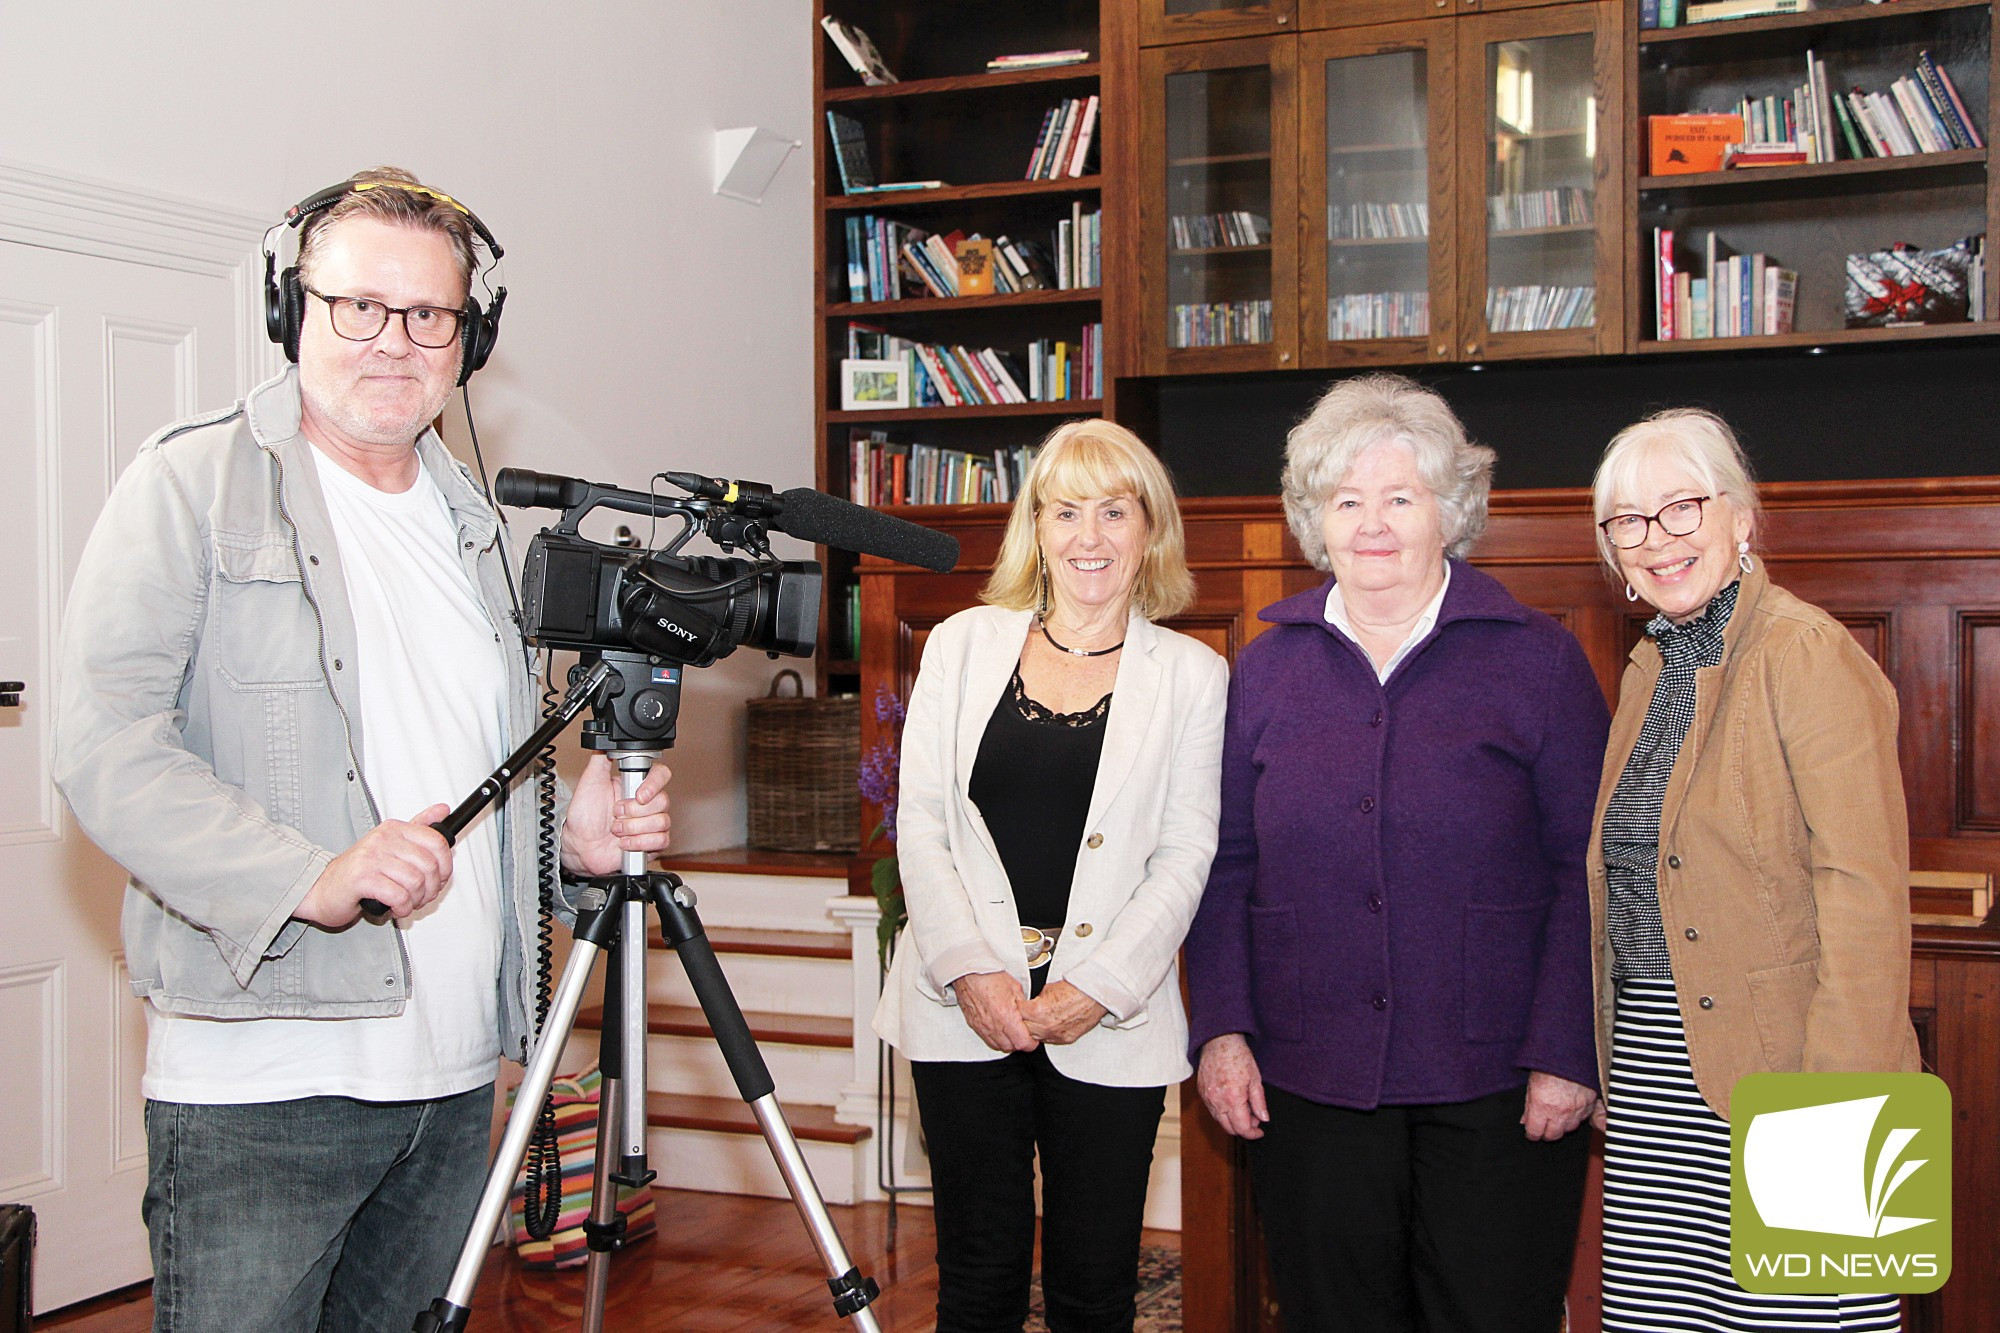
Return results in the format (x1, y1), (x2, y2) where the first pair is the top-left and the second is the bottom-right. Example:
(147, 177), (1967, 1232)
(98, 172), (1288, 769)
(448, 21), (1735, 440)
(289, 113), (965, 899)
(54, 368), (550, 1061)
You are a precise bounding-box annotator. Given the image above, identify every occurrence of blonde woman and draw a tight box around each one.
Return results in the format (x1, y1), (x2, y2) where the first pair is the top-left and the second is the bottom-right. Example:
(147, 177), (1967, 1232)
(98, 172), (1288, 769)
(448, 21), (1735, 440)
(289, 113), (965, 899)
(1588, 409), (1916, 1330)
(873, 419), (1227, 1333)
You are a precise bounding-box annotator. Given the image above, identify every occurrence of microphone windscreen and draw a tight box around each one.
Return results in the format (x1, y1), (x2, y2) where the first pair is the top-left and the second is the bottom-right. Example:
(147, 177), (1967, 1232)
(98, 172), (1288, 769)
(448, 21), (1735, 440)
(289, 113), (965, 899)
(775, 488), (960, 573)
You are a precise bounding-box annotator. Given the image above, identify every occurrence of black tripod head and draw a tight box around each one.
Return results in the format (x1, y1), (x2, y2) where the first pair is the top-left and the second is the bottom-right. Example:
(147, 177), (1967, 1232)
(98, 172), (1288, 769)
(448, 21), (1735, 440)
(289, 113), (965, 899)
(575, 650), (682, 753)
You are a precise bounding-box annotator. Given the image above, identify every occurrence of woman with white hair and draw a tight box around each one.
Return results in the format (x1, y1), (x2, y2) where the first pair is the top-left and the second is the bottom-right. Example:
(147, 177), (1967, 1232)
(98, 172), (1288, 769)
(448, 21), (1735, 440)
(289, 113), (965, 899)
(873, 419), (1227, 1332)
(1588, 408), (1916, 1330)
(1185, 373), (1608, 1332)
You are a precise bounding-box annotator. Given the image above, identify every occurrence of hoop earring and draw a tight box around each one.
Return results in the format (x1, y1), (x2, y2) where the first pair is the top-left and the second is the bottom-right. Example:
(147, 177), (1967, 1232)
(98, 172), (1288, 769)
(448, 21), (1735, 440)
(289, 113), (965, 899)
(1625, 582), (1639, 602)
(1738, 540), (1754, 574)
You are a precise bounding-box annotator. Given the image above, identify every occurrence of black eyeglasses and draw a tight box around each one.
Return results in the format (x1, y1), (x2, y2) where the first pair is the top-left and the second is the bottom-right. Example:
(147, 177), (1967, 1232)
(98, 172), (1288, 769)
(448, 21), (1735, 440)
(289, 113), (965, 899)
(304, 285), (463, 349)
(1599, 496), (1710, 549)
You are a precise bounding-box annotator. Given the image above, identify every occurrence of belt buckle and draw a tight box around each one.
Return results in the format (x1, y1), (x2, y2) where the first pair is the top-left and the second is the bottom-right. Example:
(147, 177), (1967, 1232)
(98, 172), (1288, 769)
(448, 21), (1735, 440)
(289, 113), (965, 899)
(1021, 926), (1057, 970)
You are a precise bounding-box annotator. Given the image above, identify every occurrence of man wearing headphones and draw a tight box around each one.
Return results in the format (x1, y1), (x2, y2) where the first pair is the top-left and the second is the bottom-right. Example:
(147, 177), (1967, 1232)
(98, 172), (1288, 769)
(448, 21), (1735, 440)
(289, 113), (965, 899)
(53, 167), (670, 1330)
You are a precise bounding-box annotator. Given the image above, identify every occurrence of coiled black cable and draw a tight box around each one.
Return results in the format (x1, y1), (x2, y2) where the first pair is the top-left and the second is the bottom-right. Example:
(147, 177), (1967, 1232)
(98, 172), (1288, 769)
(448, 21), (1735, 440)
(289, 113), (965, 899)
(520, 660), (564, 1241)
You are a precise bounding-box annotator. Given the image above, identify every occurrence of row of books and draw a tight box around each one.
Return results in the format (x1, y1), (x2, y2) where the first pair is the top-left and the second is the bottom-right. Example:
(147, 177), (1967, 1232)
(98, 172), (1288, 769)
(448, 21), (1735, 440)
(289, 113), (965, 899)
(1027, 325), (1103, 402)
(1488, 187), (1593, 233)
(1054, 202), (1102, 290)
(987, 50), (1088, 72)
(1641, 0), (1812, 28)
(1328, 292), (1430, 341)
(1027, 96), (1100, 181)
(1485, 285), (1597, 333)
(1329, 201), (1427, 241)
(822, 13), (1089, 85)
(848, 429), (1043, 508)
(842, 215), (1092, 303)
(1170, 211), (1271, 250)
(1170, 299), (1274, 348)
(845, 321), (1101, 405)
(1652, 229), (1799, 339)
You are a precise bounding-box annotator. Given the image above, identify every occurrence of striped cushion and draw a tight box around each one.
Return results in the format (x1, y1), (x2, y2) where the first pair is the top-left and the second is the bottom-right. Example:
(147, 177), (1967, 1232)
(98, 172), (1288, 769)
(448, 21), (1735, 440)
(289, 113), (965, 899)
(506, 1065), (658, 1270)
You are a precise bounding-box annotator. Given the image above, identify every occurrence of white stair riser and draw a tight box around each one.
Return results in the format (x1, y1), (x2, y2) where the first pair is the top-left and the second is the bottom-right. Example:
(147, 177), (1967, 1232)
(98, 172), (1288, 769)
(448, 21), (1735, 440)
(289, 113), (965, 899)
(647, 951), (852, 1018)
(558, 1031), (851, 1108)
(661, 875), (850, 932)
(643, 1124), (870, 1206)
(645, 1033), (854, 1105)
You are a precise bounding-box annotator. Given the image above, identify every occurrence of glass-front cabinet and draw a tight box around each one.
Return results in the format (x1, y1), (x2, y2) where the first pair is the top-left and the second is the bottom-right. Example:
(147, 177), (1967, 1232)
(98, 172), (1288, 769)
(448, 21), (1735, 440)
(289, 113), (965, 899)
(1456, 3), (1621, 359)
(1140, 0), (1298, 46)
(1141, 36), (1300, 373)
(1300, 22), (1458, 368)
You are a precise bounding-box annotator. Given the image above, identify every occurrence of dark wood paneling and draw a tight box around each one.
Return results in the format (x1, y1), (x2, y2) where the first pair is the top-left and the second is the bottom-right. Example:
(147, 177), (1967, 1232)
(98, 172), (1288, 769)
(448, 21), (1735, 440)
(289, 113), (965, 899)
(1962, 615), (2000, 832)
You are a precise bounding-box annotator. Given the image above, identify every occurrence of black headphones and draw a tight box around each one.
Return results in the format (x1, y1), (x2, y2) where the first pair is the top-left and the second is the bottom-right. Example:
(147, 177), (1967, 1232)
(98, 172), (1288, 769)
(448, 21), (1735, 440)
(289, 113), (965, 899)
(262, 179), (507, 387)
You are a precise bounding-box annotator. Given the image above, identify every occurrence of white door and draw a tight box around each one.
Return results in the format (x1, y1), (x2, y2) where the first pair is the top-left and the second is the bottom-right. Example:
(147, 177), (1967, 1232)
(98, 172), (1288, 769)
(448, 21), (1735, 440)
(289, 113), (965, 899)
(0, 168), (264, 1312)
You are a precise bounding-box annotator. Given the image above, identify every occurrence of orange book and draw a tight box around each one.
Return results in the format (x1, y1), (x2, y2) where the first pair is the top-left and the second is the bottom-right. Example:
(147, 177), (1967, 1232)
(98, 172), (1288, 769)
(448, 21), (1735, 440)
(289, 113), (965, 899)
(1649, 113), (1745, 174)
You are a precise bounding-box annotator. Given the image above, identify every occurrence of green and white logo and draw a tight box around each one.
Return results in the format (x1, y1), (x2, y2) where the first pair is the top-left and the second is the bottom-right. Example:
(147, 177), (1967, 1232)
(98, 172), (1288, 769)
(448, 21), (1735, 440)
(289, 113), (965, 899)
(1732, 1072), (1951, 1293)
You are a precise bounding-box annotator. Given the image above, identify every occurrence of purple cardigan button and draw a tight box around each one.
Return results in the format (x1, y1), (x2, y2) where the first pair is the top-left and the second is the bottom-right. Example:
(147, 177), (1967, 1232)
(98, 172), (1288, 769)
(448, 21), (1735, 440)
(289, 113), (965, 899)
(1371, 992), (1388, 1011)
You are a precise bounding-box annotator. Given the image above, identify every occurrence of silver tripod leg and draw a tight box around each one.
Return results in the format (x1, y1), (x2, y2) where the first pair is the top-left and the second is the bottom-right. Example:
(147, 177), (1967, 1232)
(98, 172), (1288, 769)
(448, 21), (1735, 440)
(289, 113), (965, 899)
(429, 916), (608, 1317)
(581, 754), (659, 1328)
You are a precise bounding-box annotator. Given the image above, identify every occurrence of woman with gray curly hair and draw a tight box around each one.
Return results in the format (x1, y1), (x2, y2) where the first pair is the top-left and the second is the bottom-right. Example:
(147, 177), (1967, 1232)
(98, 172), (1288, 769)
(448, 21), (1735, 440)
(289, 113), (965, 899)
(1185, 373), (1610, 1332)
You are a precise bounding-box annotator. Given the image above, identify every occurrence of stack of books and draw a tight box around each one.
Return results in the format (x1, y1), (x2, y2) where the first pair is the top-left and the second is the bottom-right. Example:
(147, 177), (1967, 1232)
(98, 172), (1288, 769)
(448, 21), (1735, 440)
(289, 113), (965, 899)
(1328, 201), (1428, 241)
(1652, 228), (1799, 340)
(986, 50), (1088, 72)
(1485, 286), (1597, 333)
(1487, 187), (1593, 232)
(1170, 211), (1271, 249)
(1328, 292), (1430, 341)
(1171, 300), (1273, 349)
(1026, 96), (1100, 180)
(849, 429), (1043, 507)
(845, 321), (1100, 406)
(841, 215), (1097, 303)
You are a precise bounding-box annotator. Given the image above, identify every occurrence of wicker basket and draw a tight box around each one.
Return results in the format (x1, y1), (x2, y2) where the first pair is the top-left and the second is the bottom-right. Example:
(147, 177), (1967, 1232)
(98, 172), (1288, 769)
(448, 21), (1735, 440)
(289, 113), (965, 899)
(746, 670), (861, 853)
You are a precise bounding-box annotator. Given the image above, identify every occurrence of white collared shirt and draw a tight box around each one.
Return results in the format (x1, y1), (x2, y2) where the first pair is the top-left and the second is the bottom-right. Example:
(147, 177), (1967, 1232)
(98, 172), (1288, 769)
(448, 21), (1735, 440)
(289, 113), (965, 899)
(1324, 561), (1452, 684)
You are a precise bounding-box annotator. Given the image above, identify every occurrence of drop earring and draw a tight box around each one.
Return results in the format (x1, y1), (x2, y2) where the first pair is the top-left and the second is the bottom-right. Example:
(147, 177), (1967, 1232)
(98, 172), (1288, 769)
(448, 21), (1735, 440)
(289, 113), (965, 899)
(1036, 552), (1050, 619)
(1625, 582), (1639, 602)
(1738, 540), (1754, 574)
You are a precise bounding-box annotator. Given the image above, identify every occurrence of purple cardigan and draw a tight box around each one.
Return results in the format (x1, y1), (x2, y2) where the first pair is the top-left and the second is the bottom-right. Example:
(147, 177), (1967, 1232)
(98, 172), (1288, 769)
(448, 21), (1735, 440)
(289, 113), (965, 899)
(1184, 562), (1609, 1108)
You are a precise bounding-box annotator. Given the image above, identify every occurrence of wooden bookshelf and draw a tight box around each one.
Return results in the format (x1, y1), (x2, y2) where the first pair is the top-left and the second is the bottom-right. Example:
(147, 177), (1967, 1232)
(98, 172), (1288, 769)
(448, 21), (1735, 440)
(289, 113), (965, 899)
(814, 0), (1119, 694)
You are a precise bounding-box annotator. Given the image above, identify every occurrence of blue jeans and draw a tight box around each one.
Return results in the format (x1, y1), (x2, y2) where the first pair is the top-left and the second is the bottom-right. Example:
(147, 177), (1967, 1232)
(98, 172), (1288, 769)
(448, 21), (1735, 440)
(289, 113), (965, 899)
(142, 1084), (494, 1333)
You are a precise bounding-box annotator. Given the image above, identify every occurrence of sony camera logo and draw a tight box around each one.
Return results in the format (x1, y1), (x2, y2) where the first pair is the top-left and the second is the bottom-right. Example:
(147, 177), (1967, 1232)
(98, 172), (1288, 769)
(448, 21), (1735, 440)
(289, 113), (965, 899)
(654, 617), (700, 643)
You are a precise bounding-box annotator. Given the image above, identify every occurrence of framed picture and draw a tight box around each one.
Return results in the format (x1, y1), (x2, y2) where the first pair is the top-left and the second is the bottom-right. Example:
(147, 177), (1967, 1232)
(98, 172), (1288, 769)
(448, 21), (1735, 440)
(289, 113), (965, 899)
(840, 357), (911, 410)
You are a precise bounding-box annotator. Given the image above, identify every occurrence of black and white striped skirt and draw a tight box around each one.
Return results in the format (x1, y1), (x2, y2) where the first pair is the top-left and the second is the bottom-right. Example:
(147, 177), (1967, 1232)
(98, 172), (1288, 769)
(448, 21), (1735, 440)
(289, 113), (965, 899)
(1600, 977), (1902, 1332)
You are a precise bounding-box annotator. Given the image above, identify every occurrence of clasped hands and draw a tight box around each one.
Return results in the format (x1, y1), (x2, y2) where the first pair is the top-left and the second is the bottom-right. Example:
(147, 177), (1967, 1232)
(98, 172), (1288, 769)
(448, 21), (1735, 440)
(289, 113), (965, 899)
(952, 970), (1107, 1051)
(295, 753), (672, 928)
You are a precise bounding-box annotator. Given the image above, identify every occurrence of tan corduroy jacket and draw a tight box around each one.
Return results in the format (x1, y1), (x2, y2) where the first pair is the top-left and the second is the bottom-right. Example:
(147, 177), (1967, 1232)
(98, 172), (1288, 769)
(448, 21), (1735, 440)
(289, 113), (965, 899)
(1586, 563), (1920, 1120)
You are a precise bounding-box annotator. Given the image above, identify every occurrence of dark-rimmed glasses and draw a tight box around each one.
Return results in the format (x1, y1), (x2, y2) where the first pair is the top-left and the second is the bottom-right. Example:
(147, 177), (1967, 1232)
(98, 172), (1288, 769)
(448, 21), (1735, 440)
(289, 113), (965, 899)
(1599, 496), (1710, 549)
(304, 285), (463, 349)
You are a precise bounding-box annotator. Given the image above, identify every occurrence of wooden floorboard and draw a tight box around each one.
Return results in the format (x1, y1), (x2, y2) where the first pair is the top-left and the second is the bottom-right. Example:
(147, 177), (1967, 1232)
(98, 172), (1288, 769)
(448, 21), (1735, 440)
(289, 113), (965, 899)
(40, 1188), (1178, 1332)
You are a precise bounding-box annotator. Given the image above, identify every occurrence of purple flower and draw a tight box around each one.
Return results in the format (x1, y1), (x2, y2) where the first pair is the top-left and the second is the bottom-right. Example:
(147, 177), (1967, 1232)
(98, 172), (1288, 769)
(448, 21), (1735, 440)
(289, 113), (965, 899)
(858, 687), (907, 845)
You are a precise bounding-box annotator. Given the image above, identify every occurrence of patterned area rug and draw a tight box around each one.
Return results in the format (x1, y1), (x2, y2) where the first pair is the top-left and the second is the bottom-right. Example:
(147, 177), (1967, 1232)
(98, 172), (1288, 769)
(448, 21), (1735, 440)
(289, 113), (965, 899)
(1025, 1244), (1181, 1332)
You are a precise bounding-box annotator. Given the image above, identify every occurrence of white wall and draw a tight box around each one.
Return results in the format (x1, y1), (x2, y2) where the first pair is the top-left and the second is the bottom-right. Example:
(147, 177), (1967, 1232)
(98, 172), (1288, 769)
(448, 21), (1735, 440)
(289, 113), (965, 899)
(2, 0), (817, 851)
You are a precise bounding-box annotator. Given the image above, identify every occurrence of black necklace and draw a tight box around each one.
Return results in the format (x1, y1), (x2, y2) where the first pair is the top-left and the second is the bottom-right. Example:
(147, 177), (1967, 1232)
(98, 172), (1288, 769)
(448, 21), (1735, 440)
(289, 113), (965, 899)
(1040, 620), (1124, 658)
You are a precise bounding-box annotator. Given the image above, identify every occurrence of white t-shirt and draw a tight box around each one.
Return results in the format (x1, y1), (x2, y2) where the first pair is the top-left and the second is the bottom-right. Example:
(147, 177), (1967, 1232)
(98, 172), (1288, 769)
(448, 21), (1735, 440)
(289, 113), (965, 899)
(144, 445), (511, 1103)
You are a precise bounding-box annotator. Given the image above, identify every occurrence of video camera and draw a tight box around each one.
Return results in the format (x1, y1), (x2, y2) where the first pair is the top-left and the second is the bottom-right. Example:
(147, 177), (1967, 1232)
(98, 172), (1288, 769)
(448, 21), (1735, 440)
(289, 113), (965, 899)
(495, 467), (957, 749)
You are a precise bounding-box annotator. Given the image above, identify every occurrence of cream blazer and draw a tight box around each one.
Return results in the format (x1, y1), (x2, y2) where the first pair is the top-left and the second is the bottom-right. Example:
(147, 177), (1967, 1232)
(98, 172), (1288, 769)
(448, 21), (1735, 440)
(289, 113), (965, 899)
(872, 604), (1228, 1087)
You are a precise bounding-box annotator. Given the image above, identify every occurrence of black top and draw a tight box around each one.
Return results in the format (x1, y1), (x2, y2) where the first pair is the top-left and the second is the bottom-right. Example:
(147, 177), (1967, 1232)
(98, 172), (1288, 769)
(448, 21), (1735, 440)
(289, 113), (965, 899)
(968, 667), (1111, 937)
(1603, 579), (1740, 982)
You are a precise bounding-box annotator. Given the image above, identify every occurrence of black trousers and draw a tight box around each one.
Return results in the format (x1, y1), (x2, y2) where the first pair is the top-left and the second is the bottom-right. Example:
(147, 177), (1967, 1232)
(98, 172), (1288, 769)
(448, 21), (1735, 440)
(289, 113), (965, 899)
(910, 1049), (1166, 1333)
(1246, 1084), (1589, 1333)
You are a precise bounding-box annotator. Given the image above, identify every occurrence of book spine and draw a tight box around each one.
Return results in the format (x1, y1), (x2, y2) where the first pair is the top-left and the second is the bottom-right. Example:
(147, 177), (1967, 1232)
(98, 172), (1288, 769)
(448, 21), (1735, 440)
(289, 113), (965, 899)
(1656, 227), (1676, 341)
(1025, 106), (1057, 181)
(1641, 0), (1660, 27)
(1928, 55), (1984, 149)
(1916, 53), (1974, 150)
(1660, 0), (1681, 27)
(1831, 89), (1869, 160)
(1068, 95), (1101, 178)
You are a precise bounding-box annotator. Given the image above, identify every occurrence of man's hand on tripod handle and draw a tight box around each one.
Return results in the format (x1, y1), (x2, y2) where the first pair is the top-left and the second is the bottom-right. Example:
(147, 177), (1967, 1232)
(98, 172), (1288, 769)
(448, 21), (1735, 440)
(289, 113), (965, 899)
(294, 804), (454, 928)
(558, 753), (673, 877)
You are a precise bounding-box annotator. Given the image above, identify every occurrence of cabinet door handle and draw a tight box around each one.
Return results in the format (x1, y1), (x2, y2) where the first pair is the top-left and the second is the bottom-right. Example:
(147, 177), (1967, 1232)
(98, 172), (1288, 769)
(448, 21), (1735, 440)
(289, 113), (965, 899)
(1464, 341), (1479, 356)
(1278, 350), (1292, 363)
(1435, 343), (1448, 356)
